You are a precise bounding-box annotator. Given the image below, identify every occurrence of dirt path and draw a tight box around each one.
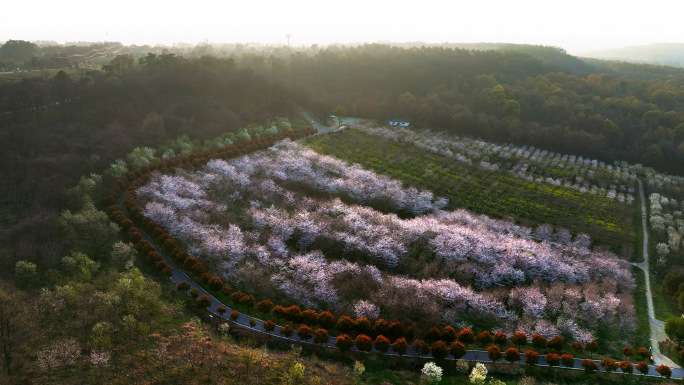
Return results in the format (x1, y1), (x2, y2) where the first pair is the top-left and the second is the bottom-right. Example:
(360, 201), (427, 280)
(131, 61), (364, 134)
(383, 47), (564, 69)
(635, 178), (679, 368)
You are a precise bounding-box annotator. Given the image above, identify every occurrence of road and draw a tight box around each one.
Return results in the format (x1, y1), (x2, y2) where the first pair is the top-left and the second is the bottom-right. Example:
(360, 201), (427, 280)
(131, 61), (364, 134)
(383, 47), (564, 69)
(633, 179), (679, 368)
(116, 155), (682, 379)
(294, 104), (340, 134)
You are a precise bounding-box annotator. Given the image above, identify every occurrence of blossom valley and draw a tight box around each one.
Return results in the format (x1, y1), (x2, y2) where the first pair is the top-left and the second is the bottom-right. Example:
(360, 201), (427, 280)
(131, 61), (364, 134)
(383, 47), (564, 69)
(137, 139), (636, 342)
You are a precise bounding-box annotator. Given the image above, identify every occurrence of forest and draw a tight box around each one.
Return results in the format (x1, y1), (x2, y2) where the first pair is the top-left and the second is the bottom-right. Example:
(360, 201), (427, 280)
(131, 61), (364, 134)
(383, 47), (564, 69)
(1, 41), (684, 383)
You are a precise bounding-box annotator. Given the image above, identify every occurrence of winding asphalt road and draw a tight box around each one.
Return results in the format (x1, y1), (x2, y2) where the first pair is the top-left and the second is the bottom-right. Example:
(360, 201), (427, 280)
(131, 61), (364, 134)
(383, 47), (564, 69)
(116, 148), (682, 379)
(294, 103), (340, 134)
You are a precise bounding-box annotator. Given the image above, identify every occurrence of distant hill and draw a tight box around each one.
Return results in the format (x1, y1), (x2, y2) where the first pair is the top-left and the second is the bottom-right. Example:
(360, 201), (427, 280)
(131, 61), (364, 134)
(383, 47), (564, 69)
(377, 41), (597, 75)
(579, 43), (684, 67)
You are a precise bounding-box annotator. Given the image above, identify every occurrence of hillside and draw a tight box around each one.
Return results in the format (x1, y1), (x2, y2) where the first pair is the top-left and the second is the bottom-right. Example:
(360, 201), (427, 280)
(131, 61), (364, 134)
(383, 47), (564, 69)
(580, 43), (684, 67)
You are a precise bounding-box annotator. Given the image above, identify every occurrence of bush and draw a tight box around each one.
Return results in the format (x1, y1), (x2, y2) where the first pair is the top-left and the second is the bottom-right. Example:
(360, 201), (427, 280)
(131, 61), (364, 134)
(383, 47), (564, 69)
(200, 272), (211, 284)
(335, 316), (355, 334)
(334, 334), (354, 353)
(600, 358), (618, 372)
(373, 318), (388, 336)
(572, 341), (584, 352)
(449, 341), (467, 359)
(431, 340), (450, 360)
(656, 364), (672, 378)
(421, 362), (443, 385)
(494, 332), (508, 346)
(487, 345), (502, 362)
(313, 328), (329, 345)
(441, 326), (457, 343)
(208, 276), (225, 291)
(355, 334), (373, 352)
(619, 360), (634, 374)
(239, 294), (255, 308)
(504, 347), (520, 363)
(374, 335), (390, 353)
(355, 318), (372, 336)
(476, 331), (493, 347)
(191, 262), (208, 276)
(457, 328), (475, 348)
(176, 281), (191, 291)
(189, 288), (199, 299)
(581, 359), (598, 373)
(531, 334), (547, 349)
(302, 309), (318, 326)
(272, 305), (286, 321)
(561, 354), (575, 367)
(585, 340), (599, 357)
(524, 350), (539, 366)
(195, 295), (211, 308)
(392, 337), (408, 356)
(280, 324), (294, 338)
(183, 257), (199, 270)
(387, 321), (404, 339)
(547, 335), (564, 351)
(545, 352), (560, 367)
(257, 299), (274, 315)
(636, 347), (649, 359)
(297, 325), (313, 341)
(636, 361), (649, 375)
(469, 363), (487, 385)
(220, 286), (233, 296)
(230, 291), (245, 304)
(455, 359), (469, 373)
(317, 311), (336, 329)
(263, 320), (276, 333)
(423, 327), (442, 344)
(412, 339), (429, 355)
(229, 310), (239, 321)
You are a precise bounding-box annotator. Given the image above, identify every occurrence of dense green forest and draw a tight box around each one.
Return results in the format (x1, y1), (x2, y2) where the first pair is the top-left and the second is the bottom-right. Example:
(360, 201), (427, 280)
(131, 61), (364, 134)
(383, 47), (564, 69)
(267, 44), (684, 176)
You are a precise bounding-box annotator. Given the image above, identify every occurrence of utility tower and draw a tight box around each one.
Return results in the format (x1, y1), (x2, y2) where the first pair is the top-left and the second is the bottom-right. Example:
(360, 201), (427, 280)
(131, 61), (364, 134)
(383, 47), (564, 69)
(286, 34), (292, 46)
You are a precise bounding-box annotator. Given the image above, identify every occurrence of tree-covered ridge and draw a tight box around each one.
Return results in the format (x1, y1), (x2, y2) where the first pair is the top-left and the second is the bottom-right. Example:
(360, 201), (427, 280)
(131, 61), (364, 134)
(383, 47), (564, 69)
(258, 44), (684, 175)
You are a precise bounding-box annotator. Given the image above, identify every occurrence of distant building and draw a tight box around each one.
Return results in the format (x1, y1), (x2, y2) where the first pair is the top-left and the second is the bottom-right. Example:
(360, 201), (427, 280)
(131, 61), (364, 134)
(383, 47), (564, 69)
(389, 118), (410, 127)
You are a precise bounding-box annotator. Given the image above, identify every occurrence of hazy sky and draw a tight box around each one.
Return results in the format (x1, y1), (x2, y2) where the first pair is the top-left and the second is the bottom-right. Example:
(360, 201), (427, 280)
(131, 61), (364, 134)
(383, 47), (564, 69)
(2, 0), (682, 53)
